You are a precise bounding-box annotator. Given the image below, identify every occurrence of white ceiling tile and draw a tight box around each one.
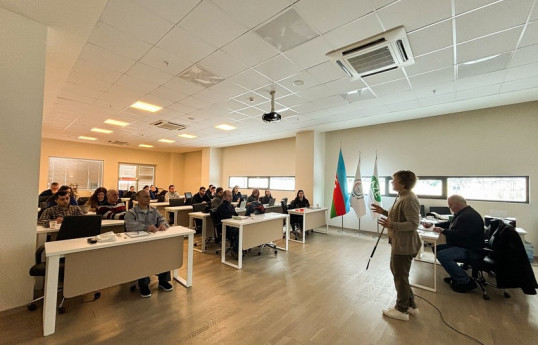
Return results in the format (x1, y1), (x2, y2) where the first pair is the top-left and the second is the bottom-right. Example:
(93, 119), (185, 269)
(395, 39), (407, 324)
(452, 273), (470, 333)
(457, 83), (501, 100)
(311, 95), (348, 110)
(377, 0), (451, 32)
(68, 72), (112, 92)
(457, 70), (506, 90)
(505, 61), (538, 81)
(88, 21), (152, 60)
(519, 21), (538, 48)
(408, 19), (453, 57)
(134, 0), (200, 24)
(209, 80), (248, 100)
(100, 0), (174, 44)
(458, 52), (511, 79)
(414, 80), (456, 98)
(228, 69), (273, 90)
(253, 55), (302, 82)
(79, 43), (136, 74)
(278, 70), (320, 91)
(140, 46), (194, 76)
(362, 68), (407, 86)
(323, 13), (384, 49)
(167, 102), (198, 114)
(163, 77), (205, 95)
(157, 26), (217, 63)
(71, 59), (123, 84)
(456, 0), (533, 43)
(235, 106), (265, 117)
(255, 83), (293, 99)
(323, 77), (367, 95)
(295, 0), (375, 34)
(179, 1), (248, 48)
(456, 27), (521, 64)
(221, 32), (280, 67)
(198, 50), (248, 78)
(296, 84), (331, 100)
(405, 48), (454, 76)
(115, 74), (159, 94)
(275, 94), (309, 108)
(213, 0), (293, 29)
(386, 99), (421, 112)
(500, 75), (538, 92)
(127, 62), (175, 85)
(149, 86), (188, 103)
(306, 61), (345, 84)
(409, 67), (454, 89)
(138, 94), (174, 109)
(179, 96), (212, 110)
(284, 36), (335, 70)
(510, 43), (538, 67)
(418, 92), (456, 106)
(454, 0), (499, 15)
(370, 78), (411, 96)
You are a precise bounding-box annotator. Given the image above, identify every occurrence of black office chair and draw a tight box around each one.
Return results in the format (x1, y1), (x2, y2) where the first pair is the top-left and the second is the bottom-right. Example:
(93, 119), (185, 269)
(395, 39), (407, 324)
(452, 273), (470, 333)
(184, 192), (192, 205)
(77, 197), (89, 205)
(209, 209), (226, 255)
(28, 216), (102, 312)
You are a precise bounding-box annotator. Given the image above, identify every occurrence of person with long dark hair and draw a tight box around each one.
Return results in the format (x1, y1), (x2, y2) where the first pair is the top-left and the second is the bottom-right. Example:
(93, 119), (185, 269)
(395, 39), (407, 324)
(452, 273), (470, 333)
(86, 187), (108, 211)
(371, 170), (421, 321)
(232, 186), (242, 202)
(289, 190), (310, 235)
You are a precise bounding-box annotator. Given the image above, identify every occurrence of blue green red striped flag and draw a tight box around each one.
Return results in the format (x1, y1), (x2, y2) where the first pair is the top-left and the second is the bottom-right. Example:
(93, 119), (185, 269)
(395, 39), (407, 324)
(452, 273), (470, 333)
(330, 149), (350, 218)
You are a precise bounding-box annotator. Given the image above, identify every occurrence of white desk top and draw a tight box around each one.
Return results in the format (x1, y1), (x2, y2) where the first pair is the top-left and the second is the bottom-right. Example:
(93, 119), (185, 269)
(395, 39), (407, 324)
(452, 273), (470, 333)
(165, 206), (193, 211)
(188, 211), (210, 218)
(133, 201), (169, 207)
(287, 207), (327, 214)
(45, 226), (194, 257)
(37, 219), (124, 234)
(221, 212), (287, 226)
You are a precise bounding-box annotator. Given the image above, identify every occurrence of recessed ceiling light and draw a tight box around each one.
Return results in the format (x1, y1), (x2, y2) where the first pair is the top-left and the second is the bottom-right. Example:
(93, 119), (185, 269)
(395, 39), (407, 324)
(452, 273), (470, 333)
(130, 101), (162, 113)
(91, 128), (113, 134)
(347, 90), (359, 95)
(178, 133), (197, 139)
(158, 139), (176, 143)
(215, 124), (236, 131)
(104, 119), (129, 127)
(293, 80), (304, 86)
(463, 54), (500, 65)
(78, 136), (97, 141)
(138, 144), (153, 148)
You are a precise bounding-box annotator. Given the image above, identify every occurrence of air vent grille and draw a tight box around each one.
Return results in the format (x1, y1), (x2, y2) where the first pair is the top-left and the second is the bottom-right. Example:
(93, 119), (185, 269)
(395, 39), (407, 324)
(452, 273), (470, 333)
(150, 120), (186, 131)
(347, 46), (395, 75)
(108, 140), (129, 145)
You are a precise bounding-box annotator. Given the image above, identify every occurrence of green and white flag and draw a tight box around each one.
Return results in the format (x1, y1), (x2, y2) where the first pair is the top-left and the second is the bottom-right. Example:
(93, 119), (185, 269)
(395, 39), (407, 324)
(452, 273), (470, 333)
(369, 156), (382, 218)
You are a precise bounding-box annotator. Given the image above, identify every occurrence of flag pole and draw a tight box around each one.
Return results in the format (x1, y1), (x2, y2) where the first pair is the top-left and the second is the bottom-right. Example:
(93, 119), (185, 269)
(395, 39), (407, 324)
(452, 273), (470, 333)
(339, 139), (344, 233)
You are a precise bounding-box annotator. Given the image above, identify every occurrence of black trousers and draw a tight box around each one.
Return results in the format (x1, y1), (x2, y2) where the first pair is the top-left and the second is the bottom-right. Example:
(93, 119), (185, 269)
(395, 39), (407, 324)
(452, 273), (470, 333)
(138, 271), (171, 288)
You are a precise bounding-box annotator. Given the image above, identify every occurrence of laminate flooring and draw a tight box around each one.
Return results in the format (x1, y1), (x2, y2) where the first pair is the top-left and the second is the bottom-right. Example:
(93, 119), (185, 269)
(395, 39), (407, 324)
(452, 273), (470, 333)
(2, 228), (537, 345)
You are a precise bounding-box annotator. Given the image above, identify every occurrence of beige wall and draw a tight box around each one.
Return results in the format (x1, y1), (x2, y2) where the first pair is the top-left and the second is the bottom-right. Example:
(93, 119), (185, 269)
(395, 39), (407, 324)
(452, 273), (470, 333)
(325, 101), (538, 246)
(39, 139), (204, 194)
(220, 137), (297, 201)
(0, 9), (47, 311)
(182, 151), (203, 194)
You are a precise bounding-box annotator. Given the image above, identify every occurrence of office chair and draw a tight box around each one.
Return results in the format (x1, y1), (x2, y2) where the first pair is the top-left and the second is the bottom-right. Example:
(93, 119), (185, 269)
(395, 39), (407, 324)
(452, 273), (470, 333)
(28, 216), (102, 312)
(184, 192), (192, 205)
(77, 196), (89, 205)
(209, 209), (227, 255)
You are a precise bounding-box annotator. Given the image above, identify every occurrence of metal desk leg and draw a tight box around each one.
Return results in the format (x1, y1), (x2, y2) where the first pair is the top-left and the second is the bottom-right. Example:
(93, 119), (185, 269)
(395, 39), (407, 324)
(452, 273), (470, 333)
(173, 233), (193, 287)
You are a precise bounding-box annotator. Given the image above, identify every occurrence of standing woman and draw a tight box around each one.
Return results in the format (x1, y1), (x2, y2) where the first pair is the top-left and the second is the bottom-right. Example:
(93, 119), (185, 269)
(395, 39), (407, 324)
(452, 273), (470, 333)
(371, 170), (421, 321)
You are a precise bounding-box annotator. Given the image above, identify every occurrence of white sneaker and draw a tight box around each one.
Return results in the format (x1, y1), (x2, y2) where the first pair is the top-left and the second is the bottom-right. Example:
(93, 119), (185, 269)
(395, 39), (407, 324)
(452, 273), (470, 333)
(382, 308), (409, 321)
(407, 307), (419, 316)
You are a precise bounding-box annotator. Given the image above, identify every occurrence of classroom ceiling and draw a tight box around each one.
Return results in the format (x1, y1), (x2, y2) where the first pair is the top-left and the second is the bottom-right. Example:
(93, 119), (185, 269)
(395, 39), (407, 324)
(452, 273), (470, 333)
(2, 0), (538, 152)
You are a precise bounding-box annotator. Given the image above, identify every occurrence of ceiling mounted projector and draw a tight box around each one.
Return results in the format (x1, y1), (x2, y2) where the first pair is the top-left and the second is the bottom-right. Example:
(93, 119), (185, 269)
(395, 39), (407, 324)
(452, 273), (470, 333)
(262, 91), (281, 123)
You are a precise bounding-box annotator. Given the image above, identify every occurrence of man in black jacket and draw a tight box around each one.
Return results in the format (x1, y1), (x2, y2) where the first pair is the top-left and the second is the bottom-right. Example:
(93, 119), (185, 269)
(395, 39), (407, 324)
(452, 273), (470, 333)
(193, 186), (211, 204)
(425, 195), (484, 293)
(217, 190), (239, 257)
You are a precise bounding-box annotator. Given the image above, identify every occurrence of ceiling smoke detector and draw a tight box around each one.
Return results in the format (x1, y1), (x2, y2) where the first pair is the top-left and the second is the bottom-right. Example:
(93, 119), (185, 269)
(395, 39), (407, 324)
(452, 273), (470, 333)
(262, 91), (281, 123)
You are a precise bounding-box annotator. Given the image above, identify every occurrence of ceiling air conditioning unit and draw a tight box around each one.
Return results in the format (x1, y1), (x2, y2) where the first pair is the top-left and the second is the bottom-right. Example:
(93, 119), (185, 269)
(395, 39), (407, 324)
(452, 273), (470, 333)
(326, 26), (414, 79)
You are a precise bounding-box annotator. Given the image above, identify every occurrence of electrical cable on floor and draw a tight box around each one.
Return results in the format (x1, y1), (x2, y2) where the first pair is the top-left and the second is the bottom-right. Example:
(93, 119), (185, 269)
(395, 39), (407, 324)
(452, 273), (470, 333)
(414, 294), (485, 345)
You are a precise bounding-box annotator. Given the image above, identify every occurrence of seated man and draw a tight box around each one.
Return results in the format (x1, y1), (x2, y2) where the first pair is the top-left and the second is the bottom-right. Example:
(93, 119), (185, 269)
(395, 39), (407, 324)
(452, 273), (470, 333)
(38, 190), (83, 226)
(210, 187), (224, 210)
(124, 190), (173, 298)
(97, 189), (126, 219)
(39, 182), (59, 197)
(217, 190), (239, 257)
(193, 186), (211, 204)
(425, 195), (484, 293)
(260, 189), (273, 204)
(123, 186), (136, 199)
(164, 184), (181, 202)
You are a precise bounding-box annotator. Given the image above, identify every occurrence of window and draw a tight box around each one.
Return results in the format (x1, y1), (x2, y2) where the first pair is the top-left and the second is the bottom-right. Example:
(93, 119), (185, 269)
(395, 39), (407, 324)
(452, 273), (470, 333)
(48, 157), (103, 191)
(118, 163), (155, 191)
(387, 177), (444, 198)
(229, 176), (296, 191)
(229, 176), (247, 188)
(248, 177), (269, 189)
(447, 177), (528, 203)
(270, 177), (295, 191)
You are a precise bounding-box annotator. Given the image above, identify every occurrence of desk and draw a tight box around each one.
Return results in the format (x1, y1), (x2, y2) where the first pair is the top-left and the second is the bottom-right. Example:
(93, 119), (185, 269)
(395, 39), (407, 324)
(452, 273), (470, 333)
(165, 206), (193, 227)
(36, 220), (125, 248)
(287, 207), (328, 243)
(221, 213), (289, 269)
(43, 226), (194, 336)
(188, 211), (214, 253)
(412, 228), (440, 292)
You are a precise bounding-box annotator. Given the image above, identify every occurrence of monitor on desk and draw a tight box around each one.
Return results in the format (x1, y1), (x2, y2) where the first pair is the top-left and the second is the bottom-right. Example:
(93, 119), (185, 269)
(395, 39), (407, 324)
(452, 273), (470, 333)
(57, 215), (102, 241)
(169, 198), (185, 207)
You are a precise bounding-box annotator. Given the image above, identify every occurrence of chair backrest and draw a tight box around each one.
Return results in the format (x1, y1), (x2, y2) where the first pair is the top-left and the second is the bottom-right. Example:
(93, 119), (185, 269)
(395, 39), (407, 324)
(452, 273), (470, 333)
(429, 206), (450, 215)
(420, 204), (425, 217)
(169, 198), (185, 207)
(157, 194), (165, 202)
(281, 200), (288, 214)
(192, 203), (207, 213)
(57, 215), (102, 241)
(38, 195), (50, 207)
(209, 209), (221, 227)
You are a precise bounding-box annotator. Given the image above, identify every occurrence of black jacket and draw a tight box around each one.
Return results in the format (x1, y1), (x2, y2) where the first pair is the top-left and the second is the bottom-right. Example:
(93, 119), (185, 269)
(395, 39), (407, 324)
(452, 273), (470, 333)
(217, 200), (237, 222)
(289, 197), (310, 209)
(193, 192), (210, 204)
(437, 206), (484, 250)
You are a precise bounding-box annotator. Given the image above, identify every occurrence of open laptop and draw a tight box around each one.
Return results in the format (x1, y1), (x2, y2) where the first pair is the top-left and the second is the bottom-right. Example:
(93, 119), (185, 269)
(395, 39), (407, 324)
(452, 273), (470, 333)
(235, 198), (246, 211)
(267, 198), (276, 206)
(56, 215), (102, 241)
(169, 198), (185, 207)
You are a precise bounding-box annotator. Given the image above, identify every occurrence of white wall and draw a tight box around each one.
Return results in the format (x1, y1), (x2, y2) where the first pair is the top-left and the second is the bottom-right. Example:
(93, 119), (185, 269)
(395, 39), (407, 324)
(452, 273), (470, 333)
(0, 9), (47, 311)
(324, 102), (538, 247)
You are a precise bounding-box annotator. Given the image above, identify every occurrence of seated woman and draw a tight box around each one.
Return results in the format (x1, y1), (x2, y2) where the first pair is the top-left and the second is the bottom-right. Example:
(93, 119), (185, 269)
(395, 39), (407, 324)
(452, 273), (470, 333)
(289, 190), (310, 234)
(86, 187), (108, 212)
(260, 189), (273, 204)
(47, 185), (77, 207)
(246, 188), (260, 205)
(149, 185), (158, 200)
(232, 186), (242, 202)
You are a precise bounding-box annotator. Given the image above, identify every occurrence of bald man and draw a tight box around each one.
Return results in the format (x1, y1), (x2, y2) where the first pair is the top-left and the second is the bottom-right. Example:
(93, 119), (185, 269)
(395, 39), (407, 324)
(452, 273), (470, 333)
(97, 189), (126, 220)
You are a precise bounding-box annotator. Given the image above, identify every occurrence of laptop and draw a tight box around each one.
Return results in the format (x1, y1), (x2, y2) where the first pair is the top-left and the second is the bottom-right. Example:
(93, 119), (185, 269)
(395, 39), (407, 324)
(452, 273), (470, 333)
(267, 198), (276, 206)
(235, 199), (246, 211)
(169, 198), (185, 207)
(56, 215), (102, 241)
(192, 203), (207, 213)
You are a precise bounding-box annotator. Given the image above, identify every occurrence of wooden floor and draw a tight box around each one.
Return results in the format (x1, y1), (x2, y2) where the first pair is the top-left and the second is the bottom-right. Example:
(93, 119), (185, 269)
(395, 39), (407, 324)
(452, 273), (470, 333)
(2, 228), (537, 345)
